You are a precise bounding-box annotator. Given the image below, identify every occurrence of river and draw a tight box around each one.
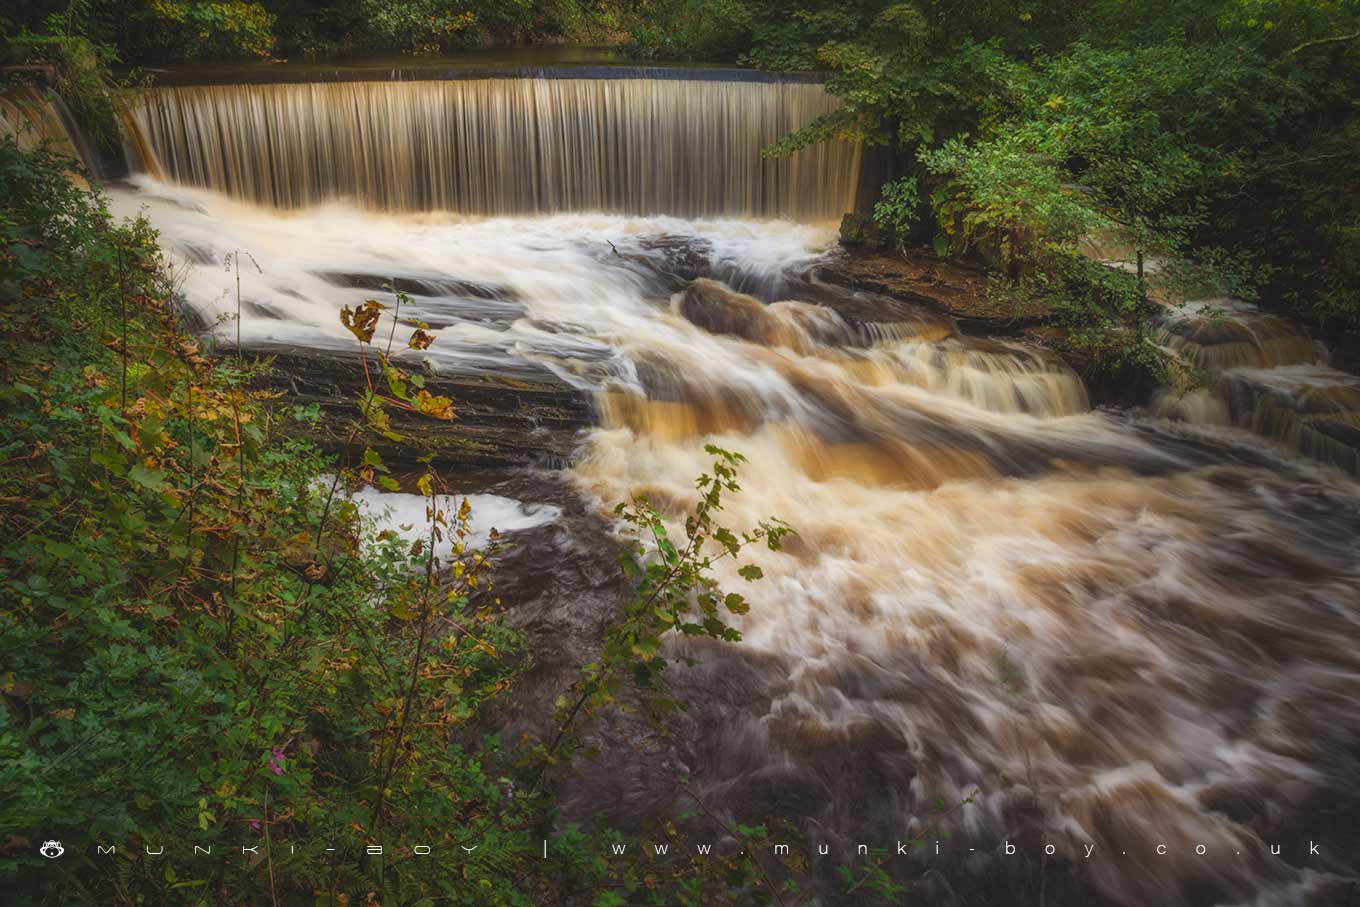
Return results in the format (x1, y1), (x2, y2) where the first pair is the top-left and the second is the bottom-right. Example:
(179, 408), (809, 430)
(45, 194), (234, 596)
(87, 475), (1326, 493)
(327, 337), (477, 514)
(102, 65), (1360, 906)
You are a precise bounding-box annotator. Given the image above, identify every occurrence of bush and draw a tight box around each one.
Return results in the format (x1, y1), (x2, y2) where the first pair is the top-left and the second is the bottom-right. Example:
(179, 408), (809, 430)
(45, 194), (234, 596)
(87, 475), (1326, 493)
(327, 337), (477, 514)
(0, 138), (538, 902)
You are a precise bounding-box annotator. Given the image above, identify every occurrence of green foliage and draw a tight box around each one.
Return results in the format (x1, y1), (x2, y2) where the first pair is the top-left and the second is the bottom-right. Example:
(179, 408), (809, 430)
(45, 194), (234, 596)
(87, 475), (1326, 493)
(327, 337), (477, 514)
(4, 0), (633, 61)
(137, 0), (278, 59)
(633, 0), (1360, 345)
(1003, 259), (1168, 378)
(2, 32), (125, 145)
(4, 0), (277, 62)
(0, 137), (529, 902)
(353, 0), (479, 54)
(917, 39), (1292, 271)
(627, 0), (756, 61)
(870, 175), (919, 247)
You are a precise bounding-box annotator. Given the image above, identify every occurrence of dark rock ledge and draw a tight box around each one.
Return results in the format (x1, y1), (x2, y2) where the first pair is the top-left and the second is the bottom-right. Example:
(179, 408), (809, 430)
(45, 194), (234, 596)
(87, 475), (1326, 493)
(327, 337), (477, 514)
(807, 245), (1054, 335)
(260, 347), (594, 478)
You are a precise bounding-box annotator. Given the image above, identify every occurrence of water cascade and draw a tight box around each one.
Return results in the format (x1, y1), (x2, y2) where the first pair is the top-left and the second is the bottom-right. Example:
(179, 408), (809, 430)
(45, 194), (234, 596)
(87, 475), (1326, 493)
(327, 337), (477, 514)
(128, 78), (861, 219)
(1151, 300), (1360, 474)
(106, 67), (1360, 906)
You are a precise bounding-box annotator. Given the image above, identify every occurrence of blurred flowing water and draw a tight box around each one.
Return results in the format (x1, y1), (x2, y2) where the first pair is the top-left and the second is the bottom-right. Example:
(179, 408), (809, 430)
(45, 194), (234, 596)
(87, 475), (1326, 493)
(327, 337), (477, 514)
(127, 78), (860, 220)
(106, 73), (1360, 906)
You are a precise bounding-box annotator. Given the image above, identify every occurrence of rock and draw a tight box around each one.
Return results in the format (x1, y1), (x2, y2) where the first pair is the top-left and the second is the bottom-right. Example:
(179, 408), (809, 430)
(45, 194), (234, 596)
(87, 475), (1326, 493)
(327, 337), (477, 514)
(787, 276), (957, 343)
(809, 245), (1051, 333)
(1219, 366), (1360, 475)
(677, 276), (955, 353)
(675, 278), (782, 346)
(469, 471), (691, 829)
(312, 270), (516, 302)
(838, 212), (888, 249)
(1153, 300), (1323, 371)
(257, 346), (594, 474)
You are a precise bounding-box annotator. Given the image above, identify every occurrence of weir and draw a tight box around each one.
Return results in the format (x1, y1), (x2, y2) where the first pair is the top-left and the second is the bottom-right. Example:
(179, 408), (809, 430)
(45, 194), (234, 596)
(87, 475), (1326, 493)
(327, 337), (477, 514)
(127, 76), (861, 220)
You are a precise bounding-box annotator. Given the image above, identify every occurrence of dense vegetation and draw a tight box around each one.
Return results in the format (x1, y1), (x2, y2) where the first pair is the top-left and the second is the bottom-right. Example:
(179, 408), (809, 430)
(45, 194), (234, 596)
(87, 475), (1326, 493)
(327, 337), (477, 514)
(3, 0), (626, 58)
(639, 0), (1360, 370)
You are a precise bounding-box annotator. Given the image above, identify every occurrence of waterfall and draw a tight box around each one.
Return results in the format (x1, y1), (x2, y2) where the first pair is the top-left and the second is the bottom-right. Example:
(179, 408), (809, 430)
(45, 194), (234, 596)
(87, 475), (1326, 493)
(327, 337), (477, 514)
(127, 78), (861, 220)
(1150, 300), (1360, 474)
(104, 67), (1360, 904)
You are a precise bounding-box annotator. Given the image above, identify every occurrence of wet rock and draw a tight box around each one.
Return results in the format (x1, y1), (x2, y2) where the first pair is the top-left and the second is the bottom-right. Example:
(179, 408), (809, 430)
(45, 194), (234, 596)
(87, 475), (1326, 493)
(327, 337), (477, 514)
(1145, 300), (1360, 475)
(786, 276), (957, 343)
(1154, 300), (1324, 371)
(634, 235), (713, 284)
(675, 278), (782, 346)
(677, 277), (952, 352)
(258, 346), (593, 473)
(313, 270), (516, 301)
(598, 235), (814, 304)
(172, 240), (218, 265)
(396, 295), (528, 330)
(837, 212), (888, 249)
(472, 474), (693, 828)
(581, 234), (715, 299)
(1219, 366), (1360, 475)
(809, 245), (1050, 333)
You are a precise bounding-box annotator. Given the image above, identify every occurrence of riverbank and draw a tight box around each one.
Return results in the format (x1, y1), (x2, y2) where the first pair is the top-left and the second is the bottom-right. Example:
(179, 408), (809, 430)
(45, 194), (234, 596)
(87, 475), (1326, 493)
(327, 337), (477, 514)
(0, 139), (626, 906)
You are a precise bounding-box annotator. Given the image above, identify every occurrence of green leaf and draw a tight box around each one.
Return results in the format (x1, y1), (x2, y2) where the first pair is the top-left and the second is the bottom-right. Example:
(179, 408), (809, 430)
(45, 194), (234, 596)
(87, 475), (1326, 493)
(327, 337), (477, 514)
(362, 447), (389, 472)
(128, 464), (167, 490)
(713, 527), (739, 554)
(91, 447), (126, 474)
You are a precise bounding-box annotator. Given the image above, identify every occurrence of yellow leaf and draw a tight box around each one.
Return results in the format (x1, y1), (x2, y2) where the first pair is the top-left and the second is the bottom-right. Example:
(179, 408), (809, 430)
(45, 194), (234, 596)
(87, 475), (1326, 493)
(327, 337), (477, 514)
(339, 299), (385, 344)
(413, 389), (455, 421)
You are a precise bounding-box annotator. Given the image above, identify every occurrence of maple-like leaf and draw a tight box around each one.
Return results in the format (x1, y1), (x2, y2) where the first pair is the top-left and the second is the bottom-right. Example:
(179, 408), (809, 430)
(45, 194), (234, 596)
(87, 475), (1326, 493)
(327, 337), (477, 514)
(340, 299), (385, 344)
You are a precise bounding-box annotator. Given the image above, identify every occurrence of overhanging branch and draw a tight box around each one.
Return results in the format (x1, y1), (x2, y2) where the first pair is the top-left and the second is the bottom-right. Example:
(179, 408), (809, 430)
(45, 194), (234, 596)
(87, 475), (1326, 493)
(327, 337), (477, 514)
(1288, 31), (1360, 55)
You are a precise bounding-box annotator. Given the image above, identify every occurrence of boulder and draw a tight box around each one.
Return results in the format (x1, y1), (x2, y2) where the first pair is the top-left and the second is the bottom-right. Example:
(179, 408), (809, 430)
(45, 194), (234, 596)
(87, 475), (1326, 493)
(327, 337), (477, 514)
(675, 278), (783, 346)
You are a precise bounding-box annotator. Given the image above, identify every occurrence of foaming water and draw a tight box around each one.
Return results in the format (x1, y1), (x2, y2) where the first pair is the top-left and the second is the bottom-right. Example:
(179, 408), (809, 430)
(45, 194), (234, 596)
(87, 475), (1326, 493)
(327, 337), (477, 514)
(1219, 367), (1360, 475)
(1154, 300), (1324, 371)
(347, 483), (560, 550)
(1149, 300), (1360, 475)
(117, 179), (1360, 905)
(127, 79), (860, 220)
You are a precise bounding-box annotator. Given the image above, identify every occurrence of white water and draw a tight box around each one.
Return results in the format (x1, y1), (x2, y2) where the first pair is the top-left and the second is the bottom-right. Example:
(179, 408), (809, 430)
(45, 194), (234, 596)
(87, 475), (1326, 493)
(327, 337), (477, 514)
(1150, 300), (1360, 475)
(346, 484), (560, 550)
(110, 177), (1360, 906)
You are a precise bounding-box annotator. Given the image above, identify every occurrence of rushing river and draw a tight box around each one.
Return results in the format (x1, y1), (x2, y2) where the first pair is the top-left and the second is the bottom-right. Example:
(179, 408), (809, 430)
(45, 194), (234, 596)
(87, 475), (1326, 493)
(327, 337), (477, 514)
(103, 71), (1360, 906)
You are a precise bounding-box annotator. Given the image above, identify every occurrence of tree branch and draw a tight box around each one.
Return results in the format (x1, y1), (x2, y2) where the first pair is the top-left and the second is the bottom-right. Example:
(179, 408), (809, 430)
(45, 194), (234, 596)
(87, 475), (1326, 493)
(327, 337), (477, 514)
(1288, 31), (1360, 55)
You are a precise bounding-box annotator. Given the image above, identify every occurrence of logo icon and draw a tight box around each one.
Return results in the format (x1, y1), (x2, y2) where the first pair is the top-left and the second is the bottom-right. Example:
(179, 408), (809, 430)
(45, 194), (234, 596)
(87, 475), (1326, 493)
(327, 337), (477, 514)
(39, 840), (64, 859)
